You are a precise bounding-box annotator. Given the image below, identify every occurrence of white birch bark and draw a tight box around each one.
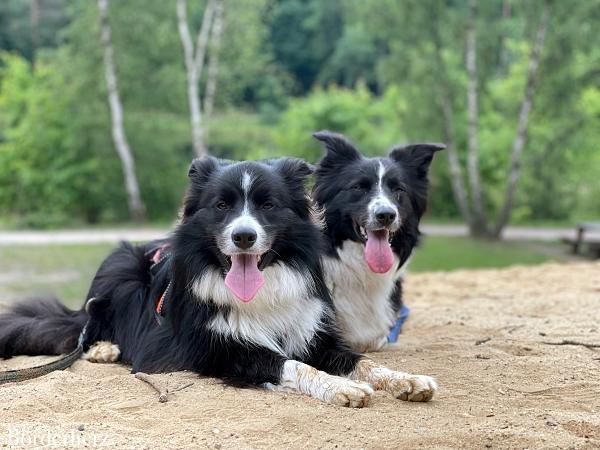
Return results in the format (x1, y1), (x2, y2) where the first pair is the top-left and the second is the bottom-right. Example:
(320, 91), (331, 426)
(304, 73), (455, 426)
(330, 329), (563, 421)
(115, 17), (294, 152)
(431, 24), (473, 228)
(202, 0), (223, 135)
(493, 3), (550, 237)
(177, 0), (216, 157)
(97, 0), (146, 221)
(466, 0), (488, 236)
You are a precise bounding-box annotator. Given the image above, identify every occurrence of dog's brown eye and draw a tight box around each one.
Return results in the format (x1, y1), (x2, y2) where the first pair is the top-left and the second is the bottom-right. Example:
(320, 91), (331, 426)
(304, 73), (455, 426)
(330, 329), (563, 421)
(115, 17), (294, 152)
(351, 184), (363, 191)
(216, 201), (229, 210)
(262, 202), (274, 210)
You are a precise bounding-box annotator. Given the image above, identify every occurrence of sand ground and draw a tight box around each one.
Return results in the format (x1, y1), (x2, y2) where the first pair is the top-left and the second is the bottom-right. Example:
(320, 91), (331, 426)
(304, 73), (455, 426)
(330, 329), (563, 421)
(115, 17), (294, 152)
(1, 262), (599, 449)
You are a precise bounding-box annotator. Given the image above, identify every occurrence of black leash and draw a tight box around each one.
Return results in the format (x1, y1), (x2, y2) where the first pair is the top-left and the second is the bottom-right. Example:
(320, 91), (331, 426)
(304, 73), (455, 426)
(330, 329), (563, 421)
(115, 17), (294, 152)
(0, 320), (89, 385)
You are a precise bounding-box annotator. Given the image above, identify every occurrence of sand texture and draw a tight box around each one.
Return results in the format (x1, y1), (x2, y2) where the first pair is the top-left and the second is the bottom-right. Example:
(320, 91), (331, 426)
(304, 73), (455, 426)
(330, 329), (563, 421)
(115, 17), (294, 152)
(1, 262), (599, 449)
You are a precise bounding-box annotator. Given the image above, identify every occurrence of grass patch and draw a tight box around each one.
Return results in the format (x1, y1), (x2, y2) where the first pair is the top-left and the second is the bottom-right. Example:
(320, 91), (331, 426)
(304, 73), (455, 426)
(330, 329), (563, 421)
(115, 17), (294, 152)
(409, 236), (561, 272)
(0, 244), (113, 308)
(0, 237), (567, 308)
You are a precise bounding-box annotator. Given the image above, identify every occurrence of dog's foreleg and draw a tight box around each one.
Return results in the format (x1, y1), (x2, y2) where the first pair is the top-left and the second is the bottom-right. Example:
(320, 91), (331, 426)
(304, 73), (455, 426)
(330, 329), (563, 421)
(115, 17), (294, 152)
(349, 359), (437, 402)
(264, 360), (374, 408)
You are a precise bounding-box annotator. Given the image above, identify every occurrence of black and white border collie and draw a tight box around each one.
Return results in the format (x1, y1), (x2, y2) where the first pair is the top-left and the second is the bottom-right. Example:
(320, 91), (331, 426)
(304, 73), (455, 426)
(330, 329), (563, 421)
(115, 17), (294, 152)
(0, 157), (437, 406)
(312, 131), (445, 352)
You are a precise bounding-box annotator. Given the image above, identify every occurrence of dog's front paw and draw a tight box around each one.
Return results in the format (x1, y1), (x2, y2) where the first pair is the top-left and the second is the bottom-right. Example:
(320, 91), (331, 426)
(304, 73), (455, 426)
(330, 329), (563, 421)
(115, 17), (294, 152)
(387, 373), (437, 402)
(83, 341), (120, 363)
(278, 360), (375, 408)
(328, 378), (374, 408)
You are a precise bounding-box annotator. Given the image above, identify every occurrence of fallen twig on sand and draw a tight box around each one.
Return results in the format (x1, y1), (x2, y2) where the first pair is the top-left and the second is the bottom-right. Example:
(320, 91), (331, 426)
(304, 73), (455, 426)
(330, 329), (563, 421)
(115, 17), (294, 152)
(502, 324), (525, 334)
(172, 382), (194, 392)
(475, 337), (491, 346)
(542, 340), (600, 350)
(134, 372), (169, 402)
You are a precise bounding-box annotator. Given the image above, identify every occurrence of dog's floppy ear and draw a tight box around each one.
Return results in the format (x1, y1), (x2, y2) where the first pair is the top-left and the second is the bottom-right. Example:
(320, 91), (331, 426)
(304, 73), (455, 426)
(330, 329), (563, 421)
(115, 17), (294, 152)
(183, 156), (219, 218)
(188, 155), (219, 184)
(313, 130), (361, 165)
(389, 143), (445, 179)
(273, 157), (314, 218)
(273, 157), (314, 187)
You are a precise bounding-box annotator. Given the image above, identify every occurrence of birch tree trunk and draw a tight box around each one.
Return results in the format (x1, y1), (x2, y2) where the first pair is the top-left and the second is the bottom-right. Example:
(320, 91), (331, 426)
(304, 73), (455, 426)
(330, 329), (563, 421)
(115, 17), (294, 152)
(202, 0), (224, 140)
(493, 2), (550, 237)
(97, 0), (146, 221)
(177, 0), (216, 157)
(431, 23), (473, 228)
(465, 0), (488, 236)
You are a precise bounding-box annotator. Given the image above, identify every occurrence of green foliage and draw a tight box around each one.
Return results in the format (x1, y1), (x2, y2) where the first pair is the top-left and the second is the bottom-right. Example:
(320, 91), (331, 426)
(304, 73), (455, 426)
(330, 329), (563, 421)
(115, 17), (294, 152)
(272, 84), (410, 162)
(269, 0), (343, 92)
(0, 52), (102, 226)
(0, 0), (70, 62)
(208, 110), (279, 161)
(0, 0), (598, 227)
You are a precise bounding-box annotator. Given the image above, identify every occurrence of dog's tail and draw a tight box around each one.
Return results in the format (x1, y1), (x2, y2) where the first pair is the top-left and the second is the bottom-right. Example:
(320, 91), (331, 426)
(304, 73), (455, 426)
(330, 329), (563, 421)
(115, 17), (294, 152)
(0, 297), (87, 358)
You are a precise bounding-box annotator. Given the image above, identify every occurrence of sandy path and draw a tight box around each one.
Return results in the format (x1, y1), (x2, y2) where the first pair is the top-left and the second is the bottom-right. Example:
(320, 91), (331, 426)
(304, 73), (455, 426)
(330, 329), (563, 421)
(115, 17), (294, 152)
(1, 262), (599, 449)
(1, 225), (595, 245)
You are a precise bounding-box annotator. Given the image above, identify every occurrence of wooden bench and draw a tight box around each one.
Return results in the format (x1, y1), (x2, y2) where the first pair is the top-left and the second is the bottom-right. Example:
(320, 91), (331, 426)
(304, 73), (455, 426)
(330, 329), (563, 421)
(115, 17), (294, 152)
(562, 222), (600, 257)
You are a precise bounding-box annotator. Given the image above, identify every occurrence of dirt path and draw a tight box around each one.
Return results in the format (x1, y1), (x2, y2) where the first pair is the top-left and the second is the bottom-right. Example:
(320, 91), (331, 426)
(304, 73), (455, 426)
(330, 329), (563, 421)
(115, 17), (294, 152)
(1, 262), (599, 449)
(1, 224), (596, 245)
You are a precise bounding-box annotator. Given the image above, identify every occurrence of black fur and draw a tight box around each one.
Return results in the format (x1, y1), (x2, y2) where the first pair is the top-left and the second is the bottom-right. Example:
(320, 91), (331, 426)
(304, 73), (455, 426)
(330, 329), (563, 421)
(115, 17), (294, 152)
(0, 157), (362, 387)
(0, 297), (87, 357)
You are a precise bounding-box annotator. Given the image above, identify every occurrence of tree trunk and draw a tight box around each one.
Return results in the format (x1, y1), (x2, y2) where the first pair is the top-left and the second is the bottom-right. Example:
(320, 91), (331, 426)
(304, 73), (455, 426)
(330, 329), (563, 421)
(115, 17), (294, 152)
(431, 21), (473, 229)
(466, 0), (489, 236)
(497, 0), (511, 75)
(493, 2), (550, 237)
(97, 0), (146, 222)
(202, 0), (223, 141)
(177, 0), (216, 157)
(30, 0), (40, 63)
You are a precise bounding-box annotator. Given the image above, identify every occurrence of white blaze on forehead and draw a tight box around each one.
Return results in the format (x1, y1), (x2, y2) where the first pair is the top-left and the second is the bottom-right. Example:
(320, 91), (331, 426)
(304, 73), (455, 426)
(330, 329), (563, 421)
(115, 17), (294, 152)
(368, 161), (397, 215)
(242, 171), (253, 196)
(242, 171), (253, 213)
(219, 170), (268, 254)
(377, 161), (386, 190)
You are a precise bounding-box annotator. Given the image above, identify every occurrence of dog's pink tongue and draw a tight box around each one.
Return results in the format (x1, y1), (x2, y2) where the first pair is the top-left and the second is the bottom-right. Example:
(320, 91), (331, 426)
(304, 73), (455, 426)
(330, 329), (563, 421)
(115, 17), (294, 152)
(365, 230), (394, 273)
(225, 254), (264, 302)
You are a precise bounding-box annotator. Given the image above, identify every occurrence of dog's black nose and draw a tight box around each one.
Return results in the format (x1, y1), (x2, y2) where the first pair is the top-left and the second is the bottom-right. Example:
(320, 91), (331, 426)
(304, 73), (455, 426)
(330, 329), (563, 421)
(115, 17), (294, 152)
(375, 208), (396, 227)
(232, 228), (257, 250)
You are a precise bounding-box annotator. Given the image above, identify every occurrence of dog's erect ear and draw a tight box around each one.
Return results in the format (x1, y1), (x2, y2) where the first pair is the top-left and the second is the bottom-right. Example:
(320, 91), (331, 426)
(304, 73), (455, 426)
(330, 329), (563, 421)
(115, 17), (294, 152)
(313, 130), (361, 164)
(389, 143), (445, 179)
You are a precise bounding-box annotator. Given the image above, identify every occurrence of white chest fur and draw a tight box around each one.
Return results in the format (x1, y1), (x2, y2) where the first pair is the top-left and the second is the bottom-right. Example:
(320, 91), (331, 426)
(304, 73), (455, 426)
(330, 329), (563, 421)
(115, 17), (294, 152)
(192, 264), (328, 358)
(322, 241), (403, 352)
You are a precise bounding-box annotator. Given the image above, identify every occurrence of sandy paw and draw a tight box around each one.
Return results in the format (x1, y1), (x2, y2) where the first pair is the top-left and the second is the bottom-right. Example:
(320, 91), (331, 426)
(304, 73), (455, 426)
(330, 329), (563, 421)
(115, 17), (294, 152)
(389, 374), (437, 402)
(328, 378), (374, 408)
(83, 341), (120, 363)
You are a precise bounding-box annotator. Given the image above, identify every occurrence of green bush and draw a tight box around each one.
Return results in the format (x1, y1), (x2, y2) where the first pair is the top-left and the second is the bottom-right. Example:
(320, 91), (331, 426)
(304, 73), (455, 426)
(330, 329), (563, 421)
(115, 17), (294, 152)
(272, 83), (411, 162)
(0, 53), (105, 227)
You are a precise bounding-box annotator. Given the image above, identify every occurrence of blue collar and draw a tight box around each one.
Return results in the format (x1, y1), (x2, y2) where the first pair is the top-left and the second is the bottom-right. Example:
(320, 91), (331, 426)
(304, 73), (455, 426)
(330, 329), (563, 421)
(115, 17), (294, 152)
(388, 305), (410, 343)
